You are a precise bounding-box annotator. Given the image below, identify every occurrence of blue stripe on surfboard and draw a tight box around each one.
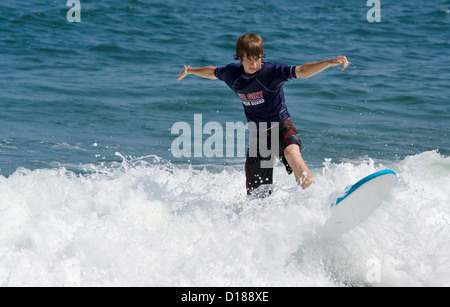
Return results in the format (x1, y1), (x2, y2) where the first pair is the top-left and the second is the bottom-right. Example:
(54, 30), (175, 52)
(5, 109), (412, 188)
(333, 169), (397, 208)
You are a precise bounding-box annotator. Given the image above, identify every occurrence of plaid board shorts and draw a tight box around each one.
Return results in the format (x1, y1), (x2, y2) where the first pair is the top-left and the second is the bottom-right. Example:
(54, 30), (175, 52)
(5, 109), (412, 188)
(245, 118), (302, 196)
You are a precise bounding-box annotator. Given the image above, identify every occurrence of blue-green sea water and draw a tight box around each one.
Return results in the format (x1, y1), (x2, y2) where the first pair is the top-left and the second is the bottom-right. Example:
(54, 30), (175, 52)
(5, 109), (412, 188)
(0, 0), (449, 286)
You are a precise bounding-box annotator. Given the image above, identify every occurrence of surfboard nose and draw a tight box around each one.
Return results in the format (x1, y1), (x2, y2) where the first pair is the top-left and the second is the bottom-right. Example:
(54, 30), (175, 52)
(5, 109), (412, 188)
(318, 169), (397, 240)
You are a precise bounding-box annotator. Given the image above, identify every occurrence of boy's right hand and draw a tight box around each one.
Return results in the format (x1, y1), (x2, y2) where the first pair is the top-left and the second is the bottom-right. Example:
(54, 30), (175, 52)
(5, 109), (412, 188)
(176, 65), (190, 81)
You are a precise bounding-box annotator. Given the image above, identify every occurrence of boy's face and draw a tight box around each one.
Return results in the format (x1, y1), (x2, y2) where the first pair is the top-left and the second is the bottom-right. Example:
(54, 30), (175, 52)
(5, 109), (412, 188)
(241, 55), (263, 74)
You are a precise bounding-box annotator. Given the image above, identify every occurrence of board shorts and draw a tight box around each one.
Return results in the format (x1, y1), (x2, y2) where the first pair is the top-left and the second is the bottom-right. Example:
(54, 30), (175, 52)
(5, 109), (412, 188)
(245, 118), (302, 196)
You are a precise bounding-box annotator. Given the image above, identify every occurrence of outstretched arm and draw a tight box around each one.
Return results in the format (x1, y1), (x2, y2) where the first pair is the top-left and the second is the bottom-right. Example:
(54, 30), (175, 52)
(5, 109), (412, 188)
(176, 65), (218, 81)
(295, 56), (349, 78)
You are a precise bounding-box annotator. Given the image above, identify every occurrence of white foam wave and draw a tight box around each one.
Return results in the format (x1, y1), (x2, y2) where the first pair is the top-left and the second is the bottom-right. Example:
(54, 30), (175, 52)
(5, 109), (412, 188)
(0, 151), (448, 286)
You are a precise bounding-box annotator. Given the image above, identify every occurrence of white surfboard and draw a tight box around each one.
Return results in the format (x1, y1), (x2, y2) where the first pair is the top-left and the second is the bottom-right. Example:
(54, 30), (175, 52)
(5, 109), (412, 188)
(317, 169), (397, 240)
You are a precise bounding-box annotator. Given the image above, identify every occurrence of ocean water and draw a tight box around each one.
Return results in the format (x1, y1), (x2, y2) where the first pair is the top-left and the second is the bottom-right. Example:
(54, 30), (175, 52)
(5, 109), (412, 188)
(0, 0), (449, 287)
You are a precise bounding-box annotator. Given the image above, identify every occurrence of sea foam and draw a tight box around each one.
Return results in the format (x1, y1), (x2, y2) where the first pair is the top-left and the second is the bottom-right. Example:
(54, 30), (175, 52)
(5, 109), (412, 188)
(0, 150), (449, 286)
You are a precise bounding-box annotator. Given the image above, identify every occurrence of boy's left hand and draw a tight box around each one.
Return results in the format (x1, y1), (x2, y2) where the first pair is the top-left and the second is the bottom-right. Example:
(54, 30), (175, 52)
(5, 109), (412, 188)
(330, 56), (349, 70)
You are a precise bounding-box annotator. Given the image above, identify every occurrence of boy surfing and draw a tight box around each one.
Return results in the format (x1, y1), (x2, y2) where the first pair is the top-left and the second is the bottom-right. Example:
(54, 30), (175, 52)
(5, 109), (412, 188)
(177, 33), (348, 196)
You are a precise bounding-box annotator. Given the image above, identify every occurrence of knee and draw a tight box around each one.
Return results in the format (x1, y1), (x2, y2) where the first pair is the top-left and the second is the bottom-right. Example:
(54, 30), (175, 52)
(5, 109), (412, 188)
(283, 144), (300, 160)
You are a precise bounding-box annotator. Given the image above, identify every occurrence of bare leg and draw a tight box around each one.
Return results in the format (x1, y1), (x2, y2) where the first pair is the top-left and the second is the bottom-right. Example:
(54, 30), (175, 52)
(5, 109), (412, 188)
(283, 144), (315, 189)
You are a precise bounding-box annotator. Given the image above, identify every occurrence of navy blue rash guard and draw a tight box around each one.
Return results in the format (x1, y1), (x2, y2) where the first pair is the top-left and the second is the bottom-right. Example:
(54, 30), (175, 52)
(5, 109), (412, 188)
(214, 62), (297, 124)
